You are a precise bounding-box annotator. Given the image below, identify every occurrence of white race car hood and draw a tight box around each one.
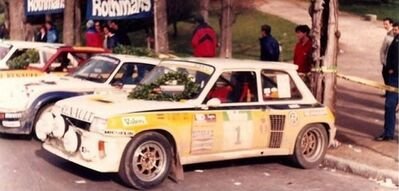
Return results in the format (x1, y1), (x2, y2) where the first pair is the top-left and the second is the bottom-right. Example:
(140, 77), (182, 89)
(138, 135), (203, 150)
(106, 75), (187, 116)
(55, 93), (195, 120)
(0, 75), (104, 110)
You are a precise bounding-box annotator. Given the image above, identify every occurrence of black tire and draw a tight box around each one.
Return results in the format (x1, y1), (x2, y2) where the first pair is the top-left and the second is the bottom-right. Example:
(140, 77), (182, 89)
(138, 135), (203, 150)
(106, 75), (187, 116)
(33, 104), (54, 141)
(291, 124), (328, 169)
(119, 132), (172, 190)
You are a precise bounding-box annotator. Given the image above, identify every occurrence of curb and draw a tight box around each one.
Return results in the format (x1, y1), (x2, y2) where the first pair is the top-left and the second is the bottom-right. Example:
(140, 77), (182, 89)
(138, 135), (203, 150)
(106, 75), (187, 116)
(323, 154), (399, 186)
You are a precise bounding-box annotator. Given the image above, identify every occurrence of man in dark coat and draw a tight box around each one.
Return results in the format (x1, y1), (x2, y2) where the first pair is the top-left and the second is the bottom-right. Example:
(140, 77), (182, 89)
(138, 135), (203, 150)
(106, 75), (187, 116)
(259, 24), (280, 61)
(376, 22), (399, 141)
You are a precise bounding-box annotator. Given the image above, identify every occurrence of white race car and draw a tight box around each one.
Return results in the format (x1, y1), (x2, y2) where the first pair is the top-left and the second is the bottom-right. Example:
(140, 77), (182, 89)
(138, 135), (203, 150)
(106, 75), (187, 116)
(0, 54), (159, 137)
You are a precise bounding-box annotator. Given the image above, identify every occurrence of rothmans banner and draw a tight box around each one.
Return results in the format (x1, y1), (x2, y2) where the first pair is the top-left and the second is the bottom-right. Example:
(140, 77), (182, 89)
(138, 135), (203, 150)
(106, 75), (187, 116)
(25, 0), (65, 16)
(87, 0), (153, 20)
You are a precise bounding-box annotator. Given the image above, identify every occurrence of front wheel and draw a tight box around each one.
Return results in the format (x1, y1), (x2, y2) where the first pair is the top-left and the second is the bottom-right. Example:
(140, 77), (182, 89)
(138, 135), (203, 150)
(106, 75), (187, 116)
(291, 124), (328, 169)
(34, 104), (54, 141)
(119, 132), (172, 190)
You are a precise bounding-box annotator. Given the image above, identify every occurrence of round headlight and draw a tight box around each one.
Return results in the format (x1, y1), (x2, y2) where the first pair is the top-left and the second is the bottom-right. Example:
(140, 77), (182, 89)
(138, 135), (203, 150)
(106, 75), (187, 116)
(52, 114), (66, 138)
(63, 128), (80, 153)
(35, 112), (55, 141)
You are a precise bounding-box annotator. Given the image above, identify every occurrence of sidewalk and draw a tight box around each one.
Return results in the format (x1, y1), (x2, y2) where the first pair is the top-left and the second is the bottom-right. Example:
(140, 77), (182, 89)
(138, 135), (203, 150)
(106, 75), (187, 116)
(256, 0), (399, 187)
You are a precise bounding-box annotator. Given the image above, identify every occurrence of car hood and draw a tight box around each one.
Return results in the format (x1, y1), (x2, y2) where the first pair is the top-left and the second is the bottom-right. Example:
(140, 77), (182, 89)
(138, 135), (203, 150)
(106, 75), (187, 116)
(0, 75), (104, 110)
(56, 93), (196, 119)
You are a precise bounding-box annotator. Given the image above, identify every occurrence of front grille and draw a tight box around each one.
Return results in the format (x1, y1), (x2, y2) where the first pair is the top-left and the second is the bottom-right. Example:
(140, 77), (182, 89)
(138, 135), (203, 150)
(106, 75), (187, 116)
(268, 115), (286, 148)
(62, 115), (91, 131)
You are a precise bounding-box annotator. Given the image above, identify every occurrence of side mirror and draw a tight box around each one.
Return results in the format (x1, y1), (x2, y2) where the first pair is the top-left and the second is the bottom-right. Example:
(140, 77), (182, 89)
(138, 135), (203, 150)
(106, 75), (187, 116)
(206, 98), (221, 107)
(111, 81), (124, 89)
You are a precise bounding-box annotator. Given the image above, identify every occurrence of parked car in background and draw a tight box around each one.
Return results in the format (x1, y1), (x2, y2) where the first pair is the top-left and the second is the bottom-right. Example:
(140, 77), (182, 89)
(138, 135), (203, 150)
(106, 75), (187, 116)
(41, 58), (336, 189)
(0, 54), (159, 137)
(0, 40), (108, 78)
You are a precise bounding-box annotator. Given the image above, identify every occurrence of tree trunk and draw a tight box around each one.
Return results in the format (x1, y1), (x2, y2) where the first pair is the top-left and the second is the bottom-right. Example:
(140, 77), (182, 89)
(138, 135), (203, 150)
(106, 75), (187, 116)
(74, 0), (82, 45)
(9, 0), (26, 40)
(219, 0), (234, 58)
(154, 0), (169, 54)
(63, 0), (75, 45)
(310, 0), (324, 101)
(200, 0), (210, 23)
(322, 0), (339, 114)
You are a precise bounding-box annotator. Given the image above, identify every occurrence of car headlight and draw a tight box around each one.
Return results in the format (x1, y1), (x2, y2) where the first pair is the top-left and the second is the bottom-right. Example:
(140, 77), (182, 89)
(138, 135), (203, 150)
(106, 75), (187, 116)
(90, 117), (108, 133)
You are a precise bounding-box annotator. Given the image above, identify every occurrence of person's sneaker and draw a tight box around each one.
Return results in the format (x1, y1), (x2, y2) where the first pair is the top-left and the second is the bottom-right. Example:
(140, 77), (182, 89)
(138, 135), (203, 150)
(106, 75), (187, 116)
(375, 135), (394, 141)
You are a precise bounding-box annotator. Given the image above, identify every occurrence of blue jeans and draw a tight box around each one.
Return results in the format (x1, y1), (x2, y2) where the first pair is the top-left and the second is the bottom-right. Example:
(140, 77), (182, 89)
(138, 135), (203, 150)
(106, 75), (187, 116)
(383, 75), (399, 138)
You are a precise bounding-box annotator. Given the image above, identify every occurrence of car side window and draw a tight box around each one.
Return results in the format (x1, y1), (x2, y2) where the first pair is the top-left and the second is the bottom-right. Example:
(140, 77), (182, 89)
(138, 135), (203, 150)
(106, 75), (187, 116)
(205, 71), (258, 103)
(261, 70), (302, 101)
(111, 63), (155, 85)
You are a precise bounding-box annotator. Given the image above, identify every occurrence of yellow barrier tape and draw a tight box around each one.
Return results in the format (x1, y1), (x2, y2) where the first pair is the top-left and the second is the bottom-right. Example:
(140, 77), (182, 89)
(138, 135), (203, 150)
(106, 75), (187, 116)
(337, 73), (399, 93)
(311, 66), (337, 73)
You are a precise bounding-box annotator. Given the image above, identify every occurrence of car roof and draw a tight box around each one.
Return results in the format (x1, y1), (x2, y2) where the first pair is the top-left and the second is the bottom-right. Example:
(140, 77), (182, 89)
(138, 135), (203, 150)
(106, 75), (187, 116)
(96, 53), (160, 64)
(0, 40), (64, 48)
(165, 57), (299, 70)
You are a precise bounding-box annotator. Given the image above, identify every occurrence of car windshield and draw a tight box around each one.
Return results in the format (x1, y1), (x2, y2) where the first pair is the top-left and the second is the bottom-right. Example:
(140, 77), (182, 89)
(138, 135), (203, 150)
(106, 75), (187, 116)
(71, 56), (119, 83)
(136, 61), (214, 101)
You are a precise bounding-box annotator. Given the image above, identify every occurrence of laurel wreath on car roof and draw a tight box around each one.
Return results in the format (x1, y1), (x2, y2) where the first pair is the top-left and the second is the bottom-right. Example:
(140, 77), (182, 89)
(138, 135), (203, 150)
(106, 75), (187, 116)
(128, 72), (200, 101)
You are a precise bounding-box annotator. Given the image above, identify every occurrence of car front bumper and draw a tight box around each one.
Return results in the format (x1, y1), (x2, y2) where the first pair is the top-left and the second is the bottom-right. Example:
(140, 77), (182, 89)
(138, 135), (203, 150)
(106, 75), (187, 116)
(43, 127), (131, 173)
(0, 111), (31, 135)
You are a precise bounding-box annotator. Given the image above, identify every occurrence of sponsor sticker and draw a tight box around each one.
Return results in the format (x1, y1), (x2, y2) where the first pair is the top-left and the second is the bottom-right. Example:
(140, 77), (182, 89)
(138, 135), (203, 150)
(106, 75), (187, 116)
(288, 111), (298, 124)
(194, 113), (216, 122)
(122, 116), (147, 127)
(191, 129), (213, 153)
(304, 108), (327, 116)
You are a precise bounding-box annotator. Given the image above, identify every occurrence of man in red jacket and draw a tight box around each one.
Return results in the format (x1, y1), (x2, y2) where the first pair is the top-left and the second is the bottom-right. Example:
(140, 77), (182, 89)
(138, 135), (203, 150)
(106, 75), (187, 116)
(191, 16), (217, 57)
(85, 20), (103, 48)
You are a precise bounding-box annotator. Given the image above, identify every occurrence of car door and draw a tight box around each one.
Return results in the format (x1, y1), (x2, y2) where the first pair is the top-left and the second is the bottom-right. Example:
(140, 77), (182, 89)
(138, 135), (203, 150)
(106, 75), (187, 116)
(191, 70), (265, 154)
(260, 69), (303, 149)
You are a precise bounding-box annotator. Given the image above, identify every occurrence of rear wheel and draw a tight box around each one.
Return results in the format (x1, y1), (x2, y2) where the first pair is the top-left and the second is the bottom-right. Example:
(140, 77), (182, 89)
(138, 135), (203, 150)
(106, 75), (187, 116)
(34, 104), (54, 141)
(119, 132), (172, 190)
(291, 124), (328, 169)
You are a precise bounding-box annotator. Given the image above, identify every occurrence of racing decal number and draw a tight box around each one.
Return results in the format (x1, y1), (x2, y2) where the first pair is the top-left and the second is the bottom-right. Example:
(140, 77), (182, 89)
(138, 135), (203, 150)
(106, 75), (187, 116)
(223, 111), (253, 151)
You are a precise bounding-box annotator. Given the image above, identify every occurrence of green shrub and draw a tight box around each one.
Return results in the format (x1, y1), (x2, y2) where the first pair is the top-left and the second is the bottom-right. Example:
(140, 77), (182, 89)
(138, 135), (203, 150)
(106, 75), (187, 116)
(7, 49), (39, 69)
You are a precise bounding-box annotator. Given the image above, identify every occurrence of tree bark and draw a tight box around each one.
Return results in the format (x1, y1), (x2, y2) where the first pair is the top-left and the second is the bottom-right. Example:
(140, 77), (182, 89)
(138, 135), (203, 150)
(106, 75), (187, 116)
(9, 0), (26, 40)
(219, 0), (234, 58)
(74, 0), (82, 45)
(200, 0), (210, 23)
(322, 0), (339, 114)
(63, 0), (75, 45)
(310, 0), (324, 101)
(154, 0), (169, 54)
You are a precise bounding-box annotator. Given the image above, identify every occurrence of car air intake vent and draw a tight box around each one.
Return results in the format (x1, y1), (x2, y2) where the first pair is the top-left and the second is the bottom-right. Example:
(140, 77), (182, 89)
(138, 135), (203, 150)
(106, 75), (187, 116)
(63, 115), (91, 131)
(269, 115), (286, 148)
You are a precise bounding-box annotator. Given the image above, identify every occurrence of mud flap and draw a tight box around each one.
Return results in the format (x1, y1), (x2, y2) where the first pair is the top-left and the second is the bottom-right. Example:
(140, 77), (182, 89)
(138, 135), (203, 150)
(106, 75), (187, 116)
(168, 149), (184, 182)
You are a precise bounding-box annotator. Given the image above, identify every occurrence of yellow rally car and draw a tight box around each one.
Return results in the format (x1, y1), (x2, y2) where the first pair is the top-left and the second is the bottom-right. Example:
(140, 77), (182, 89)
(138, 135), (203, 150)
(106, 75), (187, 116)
(41, 58), (336, 189)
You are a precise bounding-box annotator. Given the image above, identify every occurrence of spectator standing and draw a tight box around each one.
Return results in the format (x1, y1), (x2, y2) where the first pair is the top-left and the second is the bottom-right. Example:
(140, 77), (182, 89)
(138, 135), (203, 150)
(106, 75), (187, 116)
(85, 20), (103, 48)
(104, 26), (118, 50)
(45, 21), (58, 43)
(380, 17), (394, 90)
(376, 22), (399, 141)
(0, 24), (9, 39)
(109, 21), (131, 45)
(191, 15), (217, 57)
(259, 24), (280, 61)
(293, 25), (313, 74)
(34, 25), (47, 42)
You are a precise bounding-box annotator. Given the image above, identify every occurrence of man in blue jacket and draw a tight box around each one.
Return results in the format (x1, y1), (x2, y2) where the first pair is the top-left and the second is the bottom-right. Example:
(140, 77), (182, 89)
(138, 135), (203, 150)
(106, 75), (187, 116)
(259, 24), (280, 61)
(376, 22), (399, 141)
(45, 21), (58, 43)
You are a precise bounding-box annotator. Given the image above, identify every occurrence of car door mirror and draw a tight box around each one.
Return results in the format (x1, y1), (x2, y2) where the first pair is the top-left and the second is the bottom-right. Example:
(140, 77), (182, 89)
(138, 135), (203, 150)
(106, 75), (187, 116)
(206, 98), (221, 107)
(111, 81), (124, 89)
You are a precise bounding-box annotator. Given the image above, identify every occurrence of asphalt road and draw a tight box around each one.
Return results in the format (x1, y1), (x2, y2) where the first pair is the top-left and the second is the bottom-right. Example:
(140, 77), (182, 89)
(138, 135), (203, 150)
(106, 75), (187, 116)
(0, 134), (394, 191)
